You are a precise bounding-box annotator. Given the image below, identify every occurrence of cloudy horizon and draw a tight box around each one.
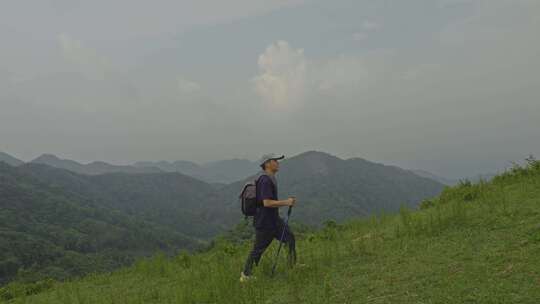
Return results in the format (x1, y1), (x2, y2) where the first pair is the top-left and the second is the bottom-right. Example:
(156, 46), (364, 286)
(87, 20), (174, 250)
(1, 0), (539, 179)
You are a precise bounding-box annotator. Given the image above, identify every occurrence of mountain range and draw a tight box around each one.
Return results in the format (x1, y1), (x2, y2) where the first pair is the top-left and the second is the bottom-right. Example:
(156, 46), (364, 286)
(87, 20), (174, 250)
(219, 151), (445, 226)
(0, 152), (24, 167)
(30, 154), (163, 175)
(0, 150), (445, 284)
(134, 159), (259, 184)
(1, 151), (474, 185)
(0, 152), (258, 184)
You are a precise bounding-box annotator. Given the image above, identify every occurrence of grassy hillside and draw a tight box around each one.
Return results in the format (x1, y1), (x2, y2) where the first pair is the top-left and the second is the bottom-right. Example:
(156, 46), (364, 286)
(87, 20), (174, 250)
(2, 158), (538, 303)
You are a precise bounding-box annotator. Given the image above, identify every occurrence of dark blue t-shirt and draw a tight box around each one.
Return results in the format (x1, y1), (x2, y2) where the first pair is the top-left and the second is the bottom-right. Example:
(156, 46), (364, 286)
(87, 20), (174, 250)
(254, 174), (279, 230)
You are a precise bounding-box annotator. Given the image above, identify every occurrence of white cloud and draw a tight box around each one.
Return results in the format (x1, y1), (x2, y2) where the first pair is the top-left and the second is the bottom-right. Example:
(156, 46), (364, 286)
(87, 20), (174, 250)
(316, 55), (369, 92)
(352, 32), (368, 41)
(352, 20), (380, 42)
(362, 20), (380, 31)
(253, 40), (307, 110)
(253, 41), (374, 110)
(401, 64), (442, 81)
(58, 33), (111, 80)
(178, 77), (201, 94)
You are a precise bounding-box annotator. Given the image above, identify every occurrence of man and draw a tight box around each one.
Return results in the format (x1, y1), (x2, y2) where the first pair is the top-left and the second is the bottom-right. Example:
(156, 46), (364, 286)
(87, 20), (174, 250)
(240, 154), (297, 282)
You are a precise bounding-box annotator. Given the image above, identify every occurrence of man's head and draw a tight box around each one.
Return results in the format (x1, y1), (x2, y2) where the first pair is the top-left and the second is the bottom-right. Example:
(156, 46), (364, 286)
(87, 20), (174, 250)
(260, 154), (285, 173)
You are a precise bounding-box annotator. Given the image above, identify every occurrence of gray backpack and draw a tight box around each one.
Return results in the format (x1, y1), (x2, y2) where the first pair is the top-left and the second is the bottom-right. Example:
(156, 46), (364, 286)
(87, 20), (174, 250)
(239, 176), (262, 217)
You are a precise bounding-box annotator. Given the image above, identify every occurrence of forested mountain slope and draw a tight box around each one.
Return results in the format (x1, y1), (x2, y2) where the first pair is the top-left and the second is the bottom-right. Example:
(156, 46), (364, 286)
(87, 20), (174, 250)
(0, 163), (201, 285)
(220, 151), (445, 226)
(18, 163), (225, 238)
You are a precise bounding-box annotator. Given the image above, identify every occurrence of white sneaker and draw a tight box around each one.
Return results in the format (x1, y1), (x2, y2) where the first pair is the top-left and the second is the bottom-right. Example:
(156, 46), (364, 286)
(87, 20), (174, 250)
(239, 272), (255, 283)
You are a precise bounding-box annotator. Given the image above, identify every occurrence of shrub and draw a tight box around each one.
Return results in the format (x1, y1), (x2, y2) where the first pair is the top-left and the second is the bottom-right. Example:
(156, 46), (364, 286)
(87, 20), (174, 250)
(0, 279), (55, 301)
(419, 199), (435, 210)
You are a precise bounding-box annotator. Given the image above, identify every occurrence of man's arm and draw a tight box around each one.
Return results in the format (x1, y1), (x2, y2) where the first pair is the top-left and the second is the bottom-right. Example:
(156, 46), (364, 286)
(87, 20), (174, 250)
(258, 176), (296, 208)
(263, 197), (295, 208)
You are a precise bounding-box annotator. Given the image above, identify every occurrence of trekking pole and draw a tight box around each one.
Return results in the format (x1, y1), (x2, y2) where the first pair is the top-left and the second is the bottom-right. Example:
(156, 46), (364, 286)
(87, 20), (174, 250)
(271, 206), (293, 277)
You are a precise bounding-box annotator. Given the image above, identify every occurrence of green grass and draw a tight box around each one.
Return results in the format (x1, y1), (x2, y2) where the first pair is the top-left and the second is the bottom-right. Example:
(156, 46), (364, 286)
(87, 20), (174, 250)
(2, 160), (540, 303)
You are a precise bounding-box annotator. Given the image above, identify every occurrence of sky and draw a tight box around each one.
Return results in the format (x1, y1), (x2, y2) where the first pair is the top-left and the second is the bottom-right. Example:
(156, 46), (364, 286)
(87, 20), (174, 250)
(1, 0), (539, 179)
